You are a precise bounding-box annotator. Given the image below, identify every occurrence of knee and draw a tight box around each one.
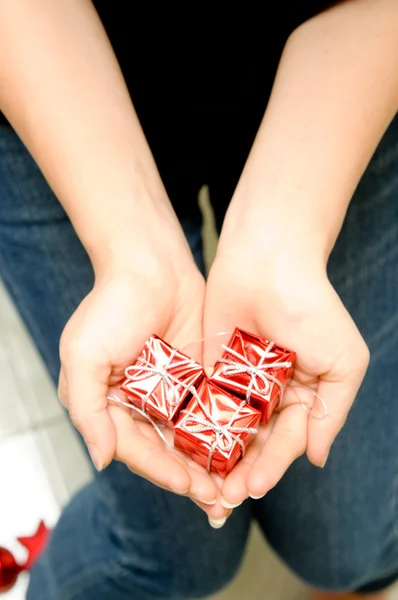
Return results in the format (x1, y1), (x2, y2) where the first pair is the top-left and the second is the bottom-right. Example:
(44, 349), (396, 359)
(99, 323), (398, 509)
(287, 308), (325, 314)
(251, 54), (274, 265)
(105, 539), (243, 600)
(111, 521), (247, 600)
(172, 559), (241, 599)
(272, 534), (382, 592)
(28, 540), (242, 600)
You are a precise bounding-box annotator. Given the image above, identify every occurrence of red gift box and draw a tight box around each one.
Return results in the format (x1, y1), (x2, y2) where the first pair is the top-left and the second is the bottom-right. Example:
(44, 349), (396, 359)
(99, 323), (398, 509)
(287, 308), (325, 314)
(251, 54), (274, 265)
(174, 379), (261, 477)
(210, 328), (296, 424)
(120, 335), (204, 423)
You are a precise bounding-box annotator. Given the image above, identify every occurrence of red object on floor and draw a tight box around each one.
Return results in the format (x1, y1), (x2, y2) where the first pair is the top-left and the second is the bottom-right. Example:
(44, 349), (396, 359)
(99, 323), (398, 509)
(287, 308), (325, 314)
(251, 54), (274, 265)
(0, 548), (21, 593)
(0, 521), (50, 593)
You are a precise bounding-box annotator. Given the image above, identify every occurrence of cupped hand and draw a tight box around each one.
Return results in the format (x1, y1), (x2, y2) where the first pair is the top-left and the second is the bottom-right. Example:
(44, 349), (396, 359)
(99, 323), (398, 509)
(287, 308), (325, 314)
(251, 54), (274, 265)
(58, 233), (225, 515)
(204, 230), (369, 509)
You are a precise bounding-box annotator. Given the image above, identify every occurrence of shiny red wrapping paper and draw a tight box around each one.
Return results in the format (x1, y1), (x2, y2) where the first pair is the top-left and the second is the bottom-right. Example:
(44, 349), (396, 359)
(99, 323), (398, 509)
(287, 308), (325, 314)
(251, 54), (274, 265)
(174, 379), (261, 477)
(210, 328), (296, 424)
(120, 335), (204, 423)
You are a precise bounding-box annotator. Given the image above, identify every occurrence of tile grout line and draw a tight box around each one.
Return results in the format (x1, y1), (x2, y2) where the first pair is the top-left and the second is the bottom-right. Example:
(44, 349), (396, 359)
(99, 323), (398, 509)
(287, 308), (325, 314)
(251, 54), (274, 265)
(0, 414), (68, 445)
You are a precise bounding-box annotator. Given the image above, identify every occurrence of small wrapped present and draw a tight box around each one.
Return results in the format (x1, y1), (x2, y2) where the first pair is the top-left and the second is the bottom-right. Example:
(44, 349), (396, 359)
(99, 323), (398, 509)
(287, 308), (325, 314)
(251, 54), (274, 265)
(120, 335), (204, 423)
(210, 328), (295, 423)
(174, 379), (261, 477)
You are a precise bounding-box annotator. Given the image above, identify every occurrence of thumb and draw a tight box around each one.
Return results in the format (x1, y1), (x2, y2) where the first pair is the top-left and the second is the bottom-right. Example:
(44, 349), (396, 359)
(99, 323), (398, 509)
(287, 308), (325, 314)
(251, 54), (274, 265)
(307, 365), (369, 467)
(62, 353), (117, 471)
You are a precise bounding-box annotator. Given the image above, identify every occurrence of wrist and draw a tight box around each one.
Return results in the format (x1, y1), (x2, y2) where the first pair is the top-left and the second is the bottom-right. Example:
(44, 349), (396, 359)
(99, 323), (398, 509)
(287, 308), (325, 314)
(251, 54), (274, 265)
(74, 174), (193, 279)
(218, 189), (331, 276)
(90, 213), (198, 288)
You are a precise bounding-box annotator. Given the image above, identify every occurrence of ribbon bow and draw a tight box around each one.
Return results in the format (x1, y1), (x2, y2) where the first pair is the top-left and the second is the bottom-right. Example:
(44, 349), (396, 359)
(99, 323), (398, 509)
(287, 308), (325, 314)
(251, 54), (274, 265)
(180, 388), (258, 472)
(219, 341), (292, 402)
(125, 344), (194, 411)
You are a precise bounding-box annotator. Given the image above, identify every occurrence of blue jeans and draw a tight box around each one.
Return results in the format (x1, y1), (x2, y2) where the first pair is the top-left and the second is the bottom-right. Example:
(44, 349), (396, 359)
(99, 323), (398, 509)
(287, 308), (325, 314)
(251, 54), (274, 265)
(1, 120), (398, 599)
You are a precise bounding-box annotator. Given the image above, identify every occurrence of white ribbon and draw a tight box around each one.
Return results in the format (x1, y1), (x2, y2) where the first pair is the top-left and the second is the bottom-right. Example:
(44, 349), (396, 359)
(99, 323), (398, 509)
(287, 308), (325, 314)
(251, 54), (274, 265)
(179, 388), (258, 472)
(219, 340), (292, 402)
(124, 343), (195, 412)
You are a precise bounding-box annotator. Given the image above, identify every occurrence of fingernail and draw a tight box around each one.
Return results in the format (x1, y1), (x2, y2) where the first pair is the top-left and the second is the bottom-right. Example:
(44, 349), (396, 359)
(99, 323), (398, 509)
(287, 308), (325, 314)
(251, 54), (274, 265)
(249, 493), (266, 500)
(193, 497), (217, 505)
(221, 497), (243, 509)
(87, 444), (103, 472)
(321, 449), (330, 468)
(170, 487), (190, 495)
(208, 516), (227, 529)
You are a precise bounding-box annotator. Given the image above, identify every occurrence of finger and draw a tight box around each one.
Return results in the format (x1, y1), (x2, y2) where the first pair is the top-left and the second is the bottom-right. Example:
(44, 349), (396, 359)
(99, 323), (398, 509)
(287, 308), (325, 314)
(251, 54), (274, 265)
(128, 414), (220, 504)
(162, 451), (229, 520)
(247, 405), (308, 499)
(123, 401), (227, 509)
(63, 353), (117, 471)
(221, 421), (273, 508)
(306, 331), (370, 466)
(177, 455), (219, 506)
(207, 509), (233, 529)
(306, 378), (362, 467)
(109, 405), (191, 494)
(202, 271), (248, 373)
(190, 499), (231, 522)
(190, 473), (231, 521)
(190, 494), (232, 526)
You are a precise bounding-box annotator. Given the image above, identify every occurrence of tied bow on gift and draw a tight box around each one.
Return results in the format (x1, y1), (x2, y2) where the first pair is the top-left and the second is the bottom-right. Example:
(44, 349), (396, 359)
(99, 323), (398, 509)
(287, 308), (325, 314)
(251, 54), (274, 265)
(124, 344), (195, 411)
(219, 340), (292, 403)
(179, 388), (259, 472)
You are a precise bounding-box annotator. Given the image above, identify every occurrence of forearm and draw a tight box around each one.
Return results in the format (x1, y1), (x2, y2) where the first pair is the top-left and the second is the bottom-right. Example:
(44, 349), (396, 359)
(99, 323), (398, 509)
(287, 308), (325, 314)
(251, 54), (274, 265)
(223, 0), (398, 265)
(0, 0), (180, 273)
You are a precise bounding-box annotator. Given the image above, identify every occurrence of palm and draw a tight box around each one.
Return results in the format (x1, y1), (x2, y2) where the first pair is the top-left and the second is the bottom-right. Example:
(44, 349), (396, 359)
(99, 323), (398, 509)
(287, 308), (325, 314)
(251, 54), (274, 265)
(59, 265), (220, 507)
(204, 255), (368, 505)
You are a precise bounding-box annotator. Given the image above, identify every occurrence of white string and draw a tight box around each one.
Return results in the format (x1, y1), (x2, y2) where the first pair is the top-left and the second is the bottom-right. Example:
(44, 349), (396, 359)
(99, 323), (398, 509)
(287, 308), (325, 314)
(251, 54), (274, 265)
(180, 331), (232, 356)
(107, 393), (171, 446)
(287, 384), (328, 420)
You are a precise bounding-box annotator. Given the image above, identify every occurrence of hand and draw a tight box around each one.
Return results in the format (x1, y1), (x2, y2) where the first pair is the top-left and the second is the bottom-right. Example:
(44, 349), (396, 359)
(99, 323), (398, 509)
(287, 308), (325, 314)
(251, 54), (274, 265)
(204, 220), (369, 509)
(58, 231), (223, 513)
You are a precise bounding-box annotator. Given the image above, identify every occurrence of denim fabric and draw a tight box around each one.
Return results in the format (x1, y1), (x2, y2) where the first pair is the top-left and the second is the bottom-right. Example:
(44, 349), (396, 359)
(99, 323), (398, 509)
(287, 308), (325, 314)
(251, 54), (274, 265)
(0, 120), (397, 598)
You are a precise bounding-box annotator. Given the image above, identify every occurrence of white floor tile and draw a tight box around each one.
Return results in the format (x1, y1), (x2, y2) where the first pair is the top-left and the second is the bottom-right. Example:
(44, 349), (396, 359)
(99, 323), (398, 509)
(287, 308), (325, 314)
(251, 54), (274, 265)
(7, 333), (63, 427)
(0, 281), (63, 431)
(0, 358), (31, 437)
(33, 419), (92, 507)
